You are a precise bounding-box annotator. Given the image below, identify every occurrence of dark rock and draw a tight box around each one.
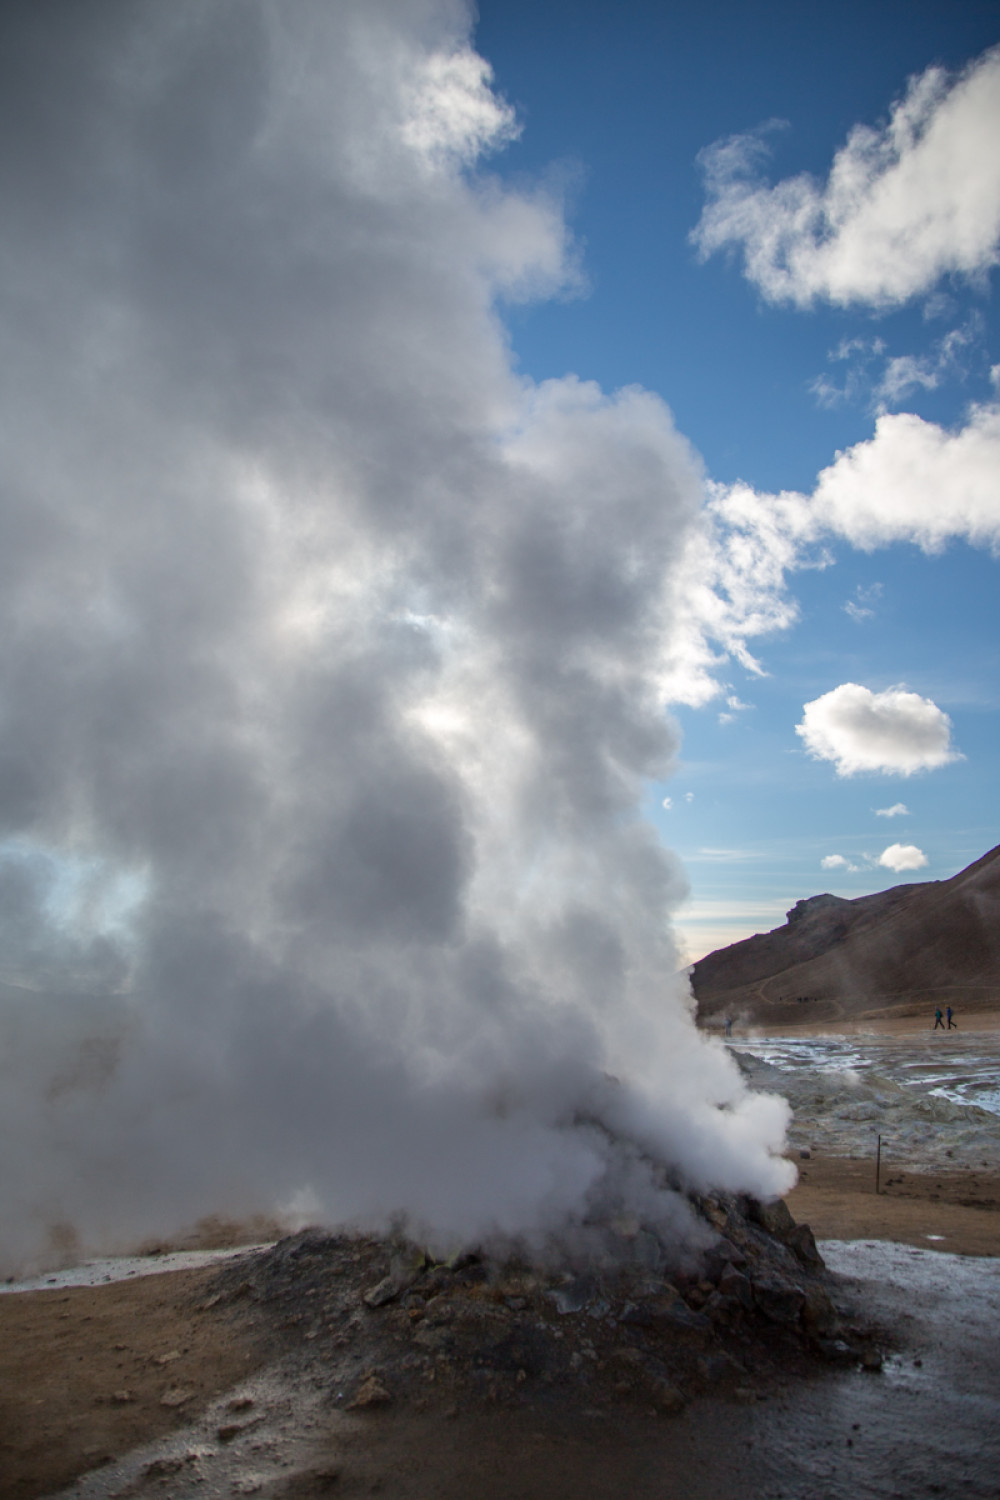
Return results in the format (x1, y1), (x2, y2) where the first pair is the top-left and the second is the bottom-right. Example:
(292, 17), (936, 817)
(620, 1295), (712, 1339)
(363, 1247), (427, 1307)
(549, 1276), (596, 1315)
(800, 1284), (837, 1335)
(718, 1265), (754, 1311)
(814, 1337), (856, 1363)
(748, 1197), (797, 1239)
(347, 1374), (391, 1409)
(703, 1291), (742, 1325)
(698, 1352), (741, 1384)
(305, 1468), (342, 1490)
(649, 1378), (686, 1414)
(709, 1236), (747, 1273)
(752, 1278), (805, 1325)
(363, 1276), (399, 1309)
(787, 1222), (824, 1268)
(217, 1421), (253, 1443)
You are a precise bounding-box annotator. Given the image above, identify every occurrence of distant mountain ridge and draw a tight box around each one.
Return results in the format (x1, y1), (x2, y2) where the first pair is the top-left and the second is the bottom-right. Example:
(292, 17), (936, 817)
(692, 844), (1000, 1028)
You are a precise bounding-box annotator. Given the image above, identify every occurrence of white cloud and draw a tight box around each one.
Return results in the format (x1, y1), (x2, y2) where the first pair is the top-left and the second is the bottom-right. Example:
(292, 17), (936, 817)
(662, 797), (673, 810)
(693, 46), (1000, 308)
(874, 318), (981, 408)
(811, 401), (1000, 553)
(796, 683), (960, 776)
(701, 395), (1000, 661)
(821, 854), (853, 871)
(875, 802), (910, 818)
(685, 791), (695, 803)
(811, 319), (980, 412)
(879, 842), (929, 872)
(844, 581), (882, 622)
(718, 693), (752, 724)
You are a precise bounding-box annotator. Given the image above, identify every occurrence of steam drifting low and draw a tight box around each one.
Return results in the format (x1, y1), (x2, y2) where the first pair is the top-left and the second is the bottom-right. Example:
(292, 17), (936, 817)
(0, 0), (793, 1275)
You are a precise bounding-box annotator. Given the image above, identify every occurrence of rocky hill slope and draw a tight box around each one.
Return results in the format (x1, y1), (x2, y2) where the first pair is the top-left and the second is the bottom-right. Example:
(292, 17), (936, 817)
(692, 844), (1000, 1028)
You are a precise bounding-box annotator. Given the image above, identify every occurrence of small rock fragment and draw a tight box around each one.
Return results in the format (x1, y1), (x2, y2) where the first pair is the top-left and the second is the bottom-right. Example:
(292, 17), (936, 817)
(217, 1420), (259, 1442)
(815, 1337), (856, 1363)
(347, 1375), (391, 1409)
(143, 1457), (187, 1478)
(308, 1468), (342, 1490)
(363, 1277), (400, 1309)
(159, 1386), (194, 1408)
(650, 1379), (685, 1415)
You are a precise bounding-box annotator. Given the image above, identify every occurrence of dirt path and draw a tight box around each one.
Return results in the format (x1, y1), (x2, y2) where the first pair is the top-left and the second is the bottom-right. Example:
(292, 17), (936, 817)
(787, 1155), (1000, 1255)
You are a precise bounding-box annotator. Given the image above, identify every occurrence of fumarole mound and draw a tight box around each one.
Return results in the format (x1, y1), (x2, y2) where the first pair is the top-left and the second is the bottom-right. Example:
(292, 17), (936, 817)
(206, 1191), (881, 1424)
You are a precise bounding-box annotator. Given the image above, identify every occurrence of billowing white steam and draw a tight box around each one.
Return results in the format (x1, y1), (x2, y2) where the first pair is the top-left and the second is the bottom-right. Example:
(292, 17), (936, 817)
(0, 0), (792, 1275)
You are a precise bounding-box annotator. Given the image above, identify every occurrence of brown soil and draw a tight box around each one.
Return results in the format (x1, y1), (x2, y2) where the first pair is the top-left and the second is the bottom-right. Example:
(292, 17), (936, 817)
(0, 1266), (266, 1500)
(786, 1155), (1000, 1255)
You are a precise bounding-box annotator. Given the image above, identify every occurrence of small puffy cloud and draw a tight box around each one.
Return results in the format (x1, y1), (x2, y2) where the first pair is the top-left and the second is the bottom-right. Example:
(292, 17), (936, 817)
(796, 683), (960, 776)
(718, 692), (753, 725)
(879, 842), (929, 872)
(876, 802), (910, 818)
(662, 797), (673, 810)
(821, 854), (860, 872)
(811, 401), (1000, 553)
(844, 582), (882, 622)
(685, 791), (695, 803)
(693, 46), (1000, 308)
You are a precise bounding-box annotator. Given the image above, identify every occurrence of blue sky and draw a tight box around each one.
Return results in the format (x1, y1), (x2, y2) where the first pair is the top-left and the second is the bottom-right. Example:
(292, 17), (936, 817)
(474, 0), (1000, 958)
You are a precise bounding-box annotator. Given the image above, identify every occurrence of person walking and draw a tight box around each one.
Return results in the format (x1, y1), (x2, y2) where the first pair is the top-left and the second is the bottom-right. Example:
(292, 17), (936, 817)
(933, 1007), (945, 1030)
(947, 1005), (957, 1029)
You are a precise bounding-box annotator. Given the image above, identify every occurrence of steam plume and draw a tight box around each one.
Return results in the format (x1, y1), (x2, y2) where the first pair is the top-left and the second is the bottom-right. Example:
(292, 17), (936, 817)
(0, 0), (791, 1275)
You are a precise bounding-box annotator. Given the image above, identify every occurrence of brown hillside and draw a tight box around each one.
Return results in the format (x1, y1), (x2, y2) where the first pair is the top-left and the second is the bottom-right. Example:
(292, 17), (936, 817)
(692, 844), (1000, 1029)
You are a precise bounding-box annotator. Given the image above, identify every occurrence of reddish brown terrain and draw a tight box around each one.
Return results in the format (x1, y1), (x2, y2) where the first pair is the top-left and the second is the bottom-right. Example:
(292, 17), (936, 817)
(692, 844), (1000, 1029)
